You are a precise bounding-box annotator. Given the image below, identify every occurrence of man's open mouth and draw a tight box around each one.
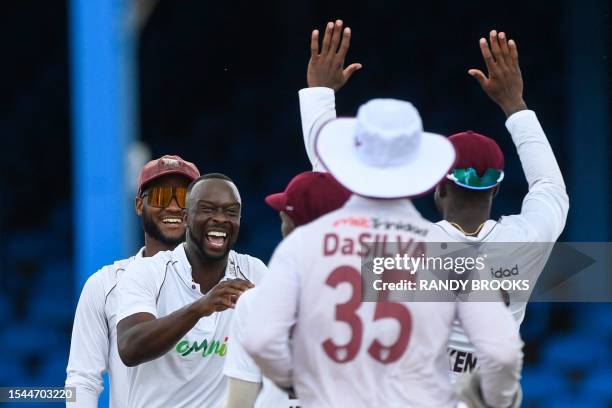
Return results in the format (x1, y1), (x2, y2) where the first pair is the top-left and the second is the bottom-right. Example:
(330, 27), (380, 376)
(205, 230), (228, 249)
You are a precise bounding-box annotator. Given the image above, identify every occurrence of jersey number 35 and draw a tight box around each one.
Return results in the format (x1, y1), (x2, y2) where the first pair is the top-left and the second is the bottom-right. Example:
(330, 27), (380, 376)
(322, 266), (412, 364)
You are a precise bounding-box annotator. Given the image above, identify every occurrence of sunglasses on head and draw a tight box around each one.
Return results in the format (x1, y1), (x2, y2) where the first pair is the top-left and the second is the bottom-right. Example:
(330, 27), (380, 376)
(446, 167), (504, 190)
(142, 186), (188, 209)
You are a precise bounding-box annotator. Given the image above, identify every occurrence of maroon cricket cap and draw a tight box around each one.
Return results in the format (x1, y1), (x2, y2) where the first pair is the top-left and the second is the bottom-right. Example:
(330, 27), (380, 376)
(448, 131), (504, 175)
(265, 171), (351, 227)
(137, 155), (200, 195)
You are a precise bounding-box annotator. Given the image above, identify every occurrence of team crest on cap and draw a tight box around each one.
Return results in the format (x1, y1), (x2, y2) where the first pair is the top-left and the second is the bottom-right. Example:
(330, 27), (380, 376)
(160, 158), (181, 169)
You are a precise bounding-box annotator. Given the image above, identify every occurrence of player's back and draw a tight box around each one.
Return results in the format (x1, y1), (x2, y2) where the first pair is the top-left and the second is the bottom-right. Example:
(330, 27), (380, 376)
(289, 195), (458, 407)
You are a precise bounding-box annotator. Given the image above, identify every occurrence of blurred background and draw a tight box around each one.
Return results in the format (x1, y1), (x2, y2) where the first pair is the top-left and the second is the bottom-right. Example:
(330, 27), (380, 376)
(0, 0), (610, 407)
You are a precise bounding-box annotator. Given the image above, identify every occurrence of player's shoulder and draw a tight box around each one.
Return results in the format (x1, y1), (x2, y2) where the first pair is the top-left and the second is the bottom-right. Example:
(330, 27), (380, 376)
(127, 247), (175, 275)
(82, 256), (134, 299)
(230, 251), (269, 284)
(494, 215), (540, 242)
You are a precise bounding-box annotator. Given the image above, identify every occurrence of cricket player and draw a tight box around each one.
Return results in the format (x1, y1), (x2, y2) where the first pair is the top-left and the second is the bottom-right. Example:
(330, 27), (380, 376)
(266, 171), (351, 238)
(65, 155), (200, 407)
(243, 92), (523, 407)
(298, 23), (568, 382)
(223, 171), (350, 408)
(115, 173), (268, 408)
(436, 30), (568, 398)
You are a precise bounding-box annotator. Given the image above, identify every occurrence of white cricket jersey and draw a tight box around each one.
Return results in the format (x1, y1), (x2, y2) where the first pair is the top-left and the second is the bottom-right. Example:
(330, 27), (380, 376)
(298, 87), (568, 378)
(243, 196), (523, 408)
(65, 247), (144, 408)
(223, 289), (301, 408)
(437, 109), (568, 376)
(116, 244), (267, 408)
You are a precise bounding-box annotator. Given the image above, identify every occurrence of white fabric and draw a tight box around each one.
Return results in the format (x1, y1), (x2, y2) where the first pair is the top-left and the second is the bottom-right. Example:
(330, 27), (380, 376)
(65, 248), (144, 408)
(243, 196), (522, 408)
(298, 87), (337, 172)
(437, 109), (569, 376)
(315, 99), (455, 198)
(116, 245), (268, 408)
(223, 289), (301, 408)
(299, 88), (567, 379)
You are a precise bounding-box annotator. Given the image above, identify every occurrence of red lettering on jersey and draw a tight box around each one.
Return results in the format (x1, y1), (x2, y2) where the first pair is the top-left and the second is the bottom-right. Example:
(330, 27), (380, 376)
(398, 238), (414, 255)
(341, 238), (354, 255)
(411, 241), (427, 257)
(357, 233), (372, 257)
(332, 217), (370, 228)
(323, 233), (339, 256)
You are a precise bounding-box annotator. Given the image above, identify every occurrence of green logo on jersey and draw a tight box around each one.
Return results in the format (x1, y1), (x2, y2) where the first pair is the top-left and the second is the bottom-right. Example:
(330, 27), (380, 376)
(175, 336), (228, 358)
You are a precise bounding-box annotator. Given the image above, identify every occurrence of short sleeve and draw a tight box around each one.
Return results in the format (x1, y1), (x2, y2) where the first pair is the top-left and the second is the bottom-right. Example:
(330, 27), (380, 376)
(116, 258), (162, 323)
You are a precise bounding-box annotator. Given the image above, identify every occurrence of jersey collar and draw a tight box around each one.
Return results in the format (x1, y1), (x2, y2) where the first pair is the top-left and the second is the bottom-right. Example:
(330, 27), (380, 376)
(435, 220), (498, 242)
(172, 244), (239, 293)
(342, 195), (422, 218)
(135, 247), (146, 259)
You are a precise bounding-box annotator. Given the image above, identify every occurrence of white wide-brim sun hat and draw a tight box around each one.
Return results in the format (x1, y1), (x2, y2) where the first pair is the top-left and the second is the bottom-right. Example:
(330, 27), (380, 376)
(315, 98), (456, 199)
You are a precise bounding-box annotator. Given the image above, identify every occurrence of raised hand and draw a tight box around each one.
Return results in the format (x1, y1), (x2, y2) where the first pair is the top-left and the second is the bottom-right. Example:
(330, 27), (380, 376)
(307, 19), (362, 91)
(196, 278), (254, 316)
(469, 30), (527, 117)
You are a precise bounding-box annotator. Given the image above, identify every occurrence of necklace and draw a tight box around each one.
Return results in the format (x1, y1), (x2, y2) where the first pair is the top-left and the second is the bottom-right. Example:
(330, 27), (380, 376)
(449, 221), (486, 237)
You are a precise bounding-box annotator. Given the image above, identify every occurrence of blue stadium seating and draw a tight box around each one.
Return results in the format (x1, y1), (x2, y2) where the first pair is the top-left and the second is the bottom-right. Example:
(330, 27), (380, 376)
(541, 334), (611, 372)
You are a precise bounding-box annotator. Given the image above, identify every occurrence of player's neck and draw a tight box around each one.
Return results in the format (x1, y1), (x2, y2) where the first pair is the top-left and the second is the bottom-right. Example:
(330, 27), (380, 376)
(184, 242), (228, 293)
(443, 206), (491, 235)
(143, 235), (176, 258)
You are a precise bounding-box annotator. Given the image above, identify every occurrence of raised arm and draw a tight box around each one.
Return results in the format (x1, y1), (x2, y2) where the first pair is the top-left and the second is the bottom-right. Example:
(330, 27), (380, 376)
(116, 271), (252, 367)
(300, 20), (361, 171)
(65, 271), (110, 407)
(470, 30), (569, 241)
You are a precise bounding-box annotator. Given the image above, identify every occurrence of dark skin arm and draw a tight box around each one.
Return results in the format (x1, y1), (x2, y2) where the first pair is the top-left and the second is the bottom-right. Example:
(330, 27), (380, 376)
(468, 30), (528, 117)
(117, 278), (253, 367)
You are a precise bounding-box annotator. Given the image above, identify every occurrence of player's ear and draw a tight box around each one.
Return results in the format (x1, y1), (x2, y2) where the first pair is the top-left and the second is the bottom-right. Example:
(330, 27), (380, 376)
(437, 181), (449, 198)
(135, 196), (144, 216)
(491, 184), (500, 198)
